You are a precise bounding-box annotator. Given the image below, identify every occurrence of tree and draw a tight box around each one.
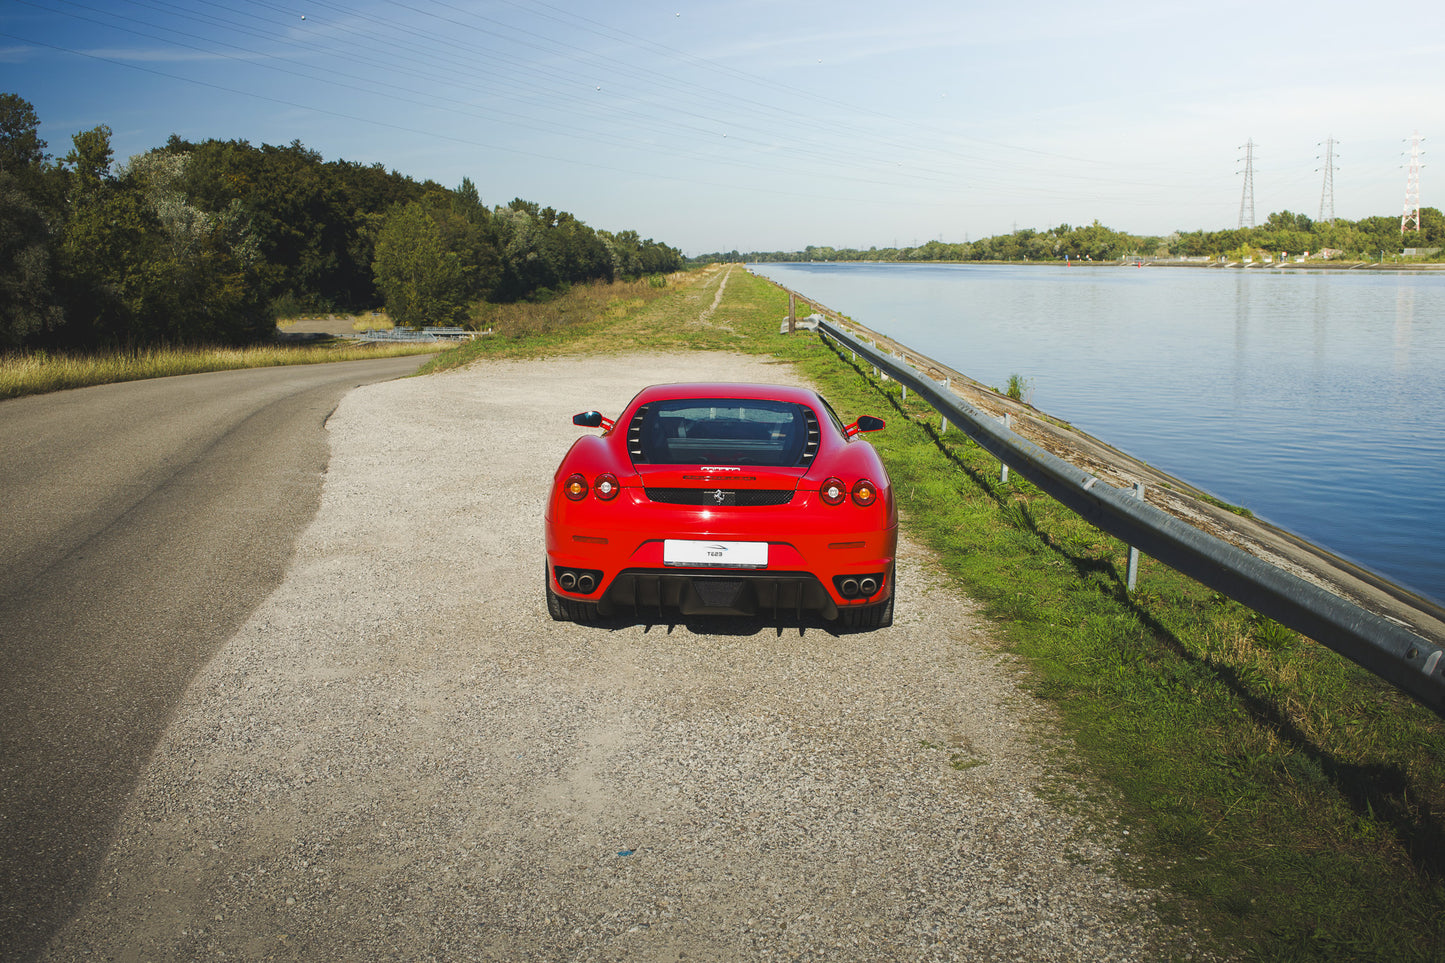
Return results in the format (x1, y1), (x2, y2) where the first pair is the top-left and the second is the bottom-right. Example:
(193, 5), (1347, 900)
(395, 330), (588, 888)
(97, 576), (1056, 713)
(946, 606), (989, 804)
(602, 228), (644, 281)
(123, 149), (271, 342)
(0, 171), (62, 346)
(3, 100), (690, 345)
(54, 141), (271, 346)
(62, 125), (114, 203)
(166, 137), (423, 312)
(0, 95), (62, 345)
(1416, 207), (1445, 245)
(372, 199), (473, 327)
(491, 201), (563, 299)
(0, 93), (46, 176)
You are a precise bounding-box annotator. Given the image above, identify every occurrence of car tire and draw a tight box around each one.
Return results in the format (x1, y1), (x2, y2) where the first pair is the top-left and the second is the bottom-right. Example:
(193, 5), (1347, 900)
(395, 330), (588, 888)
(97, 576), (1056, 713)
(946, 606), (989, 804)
(545, 565), (599, 623)
(836, 567), (895, 631)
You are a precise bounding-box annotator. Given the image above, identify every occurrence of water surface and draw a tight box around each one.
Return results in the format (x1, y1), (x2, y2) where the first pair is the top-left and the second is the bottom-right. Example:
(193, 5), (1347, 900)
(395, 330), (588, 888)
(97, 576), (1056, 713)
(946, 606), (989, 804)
(750, 262), (1445, 604)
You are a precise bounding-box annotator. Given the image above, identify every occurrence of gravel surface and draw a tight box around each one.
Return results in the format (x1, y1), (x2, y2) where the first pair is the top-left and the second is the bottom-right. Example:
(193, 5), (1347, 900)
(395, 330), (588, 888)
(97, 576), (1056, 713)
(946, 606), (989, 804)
(41, 352), (1203, 962)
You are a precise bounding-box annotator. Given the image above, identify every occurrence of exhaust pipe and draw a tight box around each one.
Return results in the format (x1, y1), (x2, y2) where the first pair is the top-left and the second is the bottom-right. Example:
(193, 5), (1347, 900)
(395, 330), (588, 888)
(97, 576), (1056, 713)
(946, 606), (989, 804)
(840, 578), (860, 598)
(558, 571), (577, 591)
(577, 573), (597, 593)
(859, 577), (878, 596)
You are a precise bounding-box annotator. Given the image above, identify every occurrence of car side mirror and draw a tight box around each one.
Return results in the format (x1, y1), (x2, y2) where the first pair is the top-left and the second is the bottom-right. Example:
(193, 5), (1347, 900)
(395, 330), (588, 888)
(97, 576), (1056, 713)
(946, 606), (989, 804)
(572, 411), (615, 431)
(845, 415), (886, 437)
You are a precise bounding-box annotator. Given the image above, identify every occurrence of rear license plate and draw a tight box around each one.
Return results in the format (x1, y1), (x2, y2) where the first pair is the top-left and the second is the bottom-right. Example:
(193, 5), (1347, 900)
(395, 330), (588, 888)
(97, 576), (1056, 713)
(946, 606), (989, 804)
(663, 539), (768, 569)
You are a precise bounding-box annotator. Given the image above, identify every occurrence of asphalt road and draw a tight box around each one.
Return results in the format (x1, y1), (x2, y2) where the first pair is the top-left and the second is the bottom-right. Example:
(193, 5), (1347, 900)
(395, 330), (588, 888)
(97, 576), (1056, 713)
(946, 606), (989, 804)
(0, 356), (430, 962)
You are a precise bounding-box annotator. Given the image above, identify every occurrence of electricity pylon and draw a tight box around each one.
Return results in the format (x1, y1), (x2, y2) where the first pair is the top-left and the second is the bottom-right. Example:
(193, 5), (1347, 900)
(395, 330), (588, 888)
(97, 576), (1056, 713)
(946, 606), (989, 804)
(1402, 130), (1424, 233)
(1317, 136), (1337, 224)
(1237, 139), (1256, 229)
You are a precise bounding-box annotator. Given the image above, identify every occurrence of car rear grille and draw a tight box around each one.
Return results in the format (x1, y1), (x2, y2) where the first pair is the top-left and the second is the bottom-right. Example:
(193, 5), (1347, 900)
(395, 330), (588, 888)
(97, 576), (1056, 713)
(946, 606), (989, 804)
(645, 488), (795, 506)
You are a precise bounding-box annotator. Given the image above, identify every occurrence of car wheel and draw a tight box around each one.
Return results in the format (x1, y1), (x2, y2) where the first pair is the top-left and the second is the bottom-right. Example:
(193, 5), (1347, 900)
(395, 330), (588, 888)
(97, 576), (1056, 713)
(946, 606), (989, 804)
(545, 565), (599, 623)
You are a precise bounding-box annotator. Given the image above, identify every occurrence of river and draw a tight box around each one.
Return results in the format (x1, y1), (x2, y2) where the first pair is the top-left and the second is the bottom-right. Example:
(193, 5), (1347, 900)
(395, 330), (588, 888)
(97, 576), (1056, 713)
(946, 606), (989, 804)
(748, 262), (1445, 606)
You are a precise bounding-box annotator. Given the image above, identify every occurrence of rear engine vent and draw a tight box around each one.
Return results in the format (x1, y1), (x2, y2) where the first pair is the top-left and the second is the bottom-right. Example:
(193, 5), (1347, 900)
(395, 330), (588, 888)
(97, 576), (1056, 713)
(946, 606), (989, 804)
(627, 404), (650, 460)
(799, 407), (820, 465)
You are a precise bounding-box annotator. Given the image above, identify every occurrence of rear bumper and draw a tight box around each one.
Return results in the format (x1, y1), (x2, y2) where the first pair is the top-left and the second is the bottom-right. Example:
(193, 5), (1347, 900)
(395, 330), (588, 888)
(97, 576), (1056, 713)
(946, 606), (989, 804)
(595, 568), (838, 620)
(546, 491), (898, 618)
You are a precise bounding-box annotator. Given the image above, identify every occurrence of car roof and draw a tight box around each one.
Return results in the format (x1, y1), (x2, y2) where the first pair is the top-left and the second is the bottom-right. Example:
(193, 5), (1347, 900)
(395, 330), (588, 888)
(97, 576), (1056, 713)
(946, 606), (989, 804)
(628, 382), (823, 407)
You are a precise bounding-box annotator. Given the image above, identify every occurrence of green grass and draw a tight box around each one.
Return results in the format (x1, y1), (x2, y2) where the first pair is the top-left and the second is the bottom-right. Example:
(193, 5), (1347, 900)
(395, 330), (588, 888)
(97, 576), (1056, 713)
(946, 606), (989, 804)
(0, 340), (439, 400)
(461, 265), (1445, 962)
(420, 275), (688, 373)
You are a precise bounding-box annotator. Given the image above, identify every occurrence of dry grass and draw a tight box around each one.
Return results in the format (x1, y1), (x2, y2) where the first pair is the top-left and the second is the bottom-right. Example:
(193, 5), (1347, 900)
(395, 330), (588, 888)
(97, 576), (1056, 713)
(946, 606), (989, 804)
(425, 275), (688, 373)
(467, 277), (675, 341)
(0, 341), (438, 401)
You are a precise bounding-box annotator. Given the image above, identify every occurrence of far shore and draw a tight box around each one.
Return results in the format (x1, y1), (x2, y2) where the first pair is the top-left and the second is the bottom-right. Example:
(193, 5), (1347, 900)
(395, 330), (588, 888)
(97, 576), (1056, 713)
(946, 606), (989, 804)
(753, 258), (1445, 271)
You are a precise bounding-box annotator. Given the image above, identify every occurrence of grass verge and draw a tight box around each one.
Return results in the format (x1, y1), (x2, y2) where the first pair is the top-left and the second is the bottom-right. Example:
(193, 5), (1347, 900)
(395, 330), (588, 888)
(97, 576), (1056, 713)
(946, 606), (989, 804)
(2, 274), (692, 401)
(1, 341), (439, 401)
(449, 265), (1444, 962)
(421, 275), (689, 373)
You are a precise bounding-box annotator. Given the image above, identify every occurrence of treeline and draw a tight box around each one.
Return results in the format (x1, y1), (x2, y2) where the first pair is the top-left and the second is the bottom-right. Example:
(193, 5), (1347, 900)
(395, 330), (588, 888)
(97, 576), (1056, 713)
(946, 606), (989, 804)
(695, 209), (1445, 266)
(0, 93), (682, 350)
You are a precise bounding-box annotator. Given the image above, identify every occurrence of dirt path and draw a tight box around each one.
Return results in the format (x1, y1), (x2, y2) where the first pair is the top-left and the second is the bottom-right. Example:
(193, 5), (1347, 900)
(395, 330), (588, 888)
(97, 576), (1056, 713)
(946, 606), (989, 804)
(699, 264), (734, 323)
(40, 353), (1200, 962)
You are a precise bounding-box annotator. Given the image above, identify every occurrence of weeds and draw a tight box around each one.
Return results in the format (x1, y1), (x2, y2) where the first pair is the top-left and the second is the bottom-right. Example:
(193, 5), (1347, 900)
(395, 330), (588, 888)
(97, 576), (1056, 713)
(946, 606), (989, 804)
(423, 276), (682, 372)
(0, 341), (436, 400)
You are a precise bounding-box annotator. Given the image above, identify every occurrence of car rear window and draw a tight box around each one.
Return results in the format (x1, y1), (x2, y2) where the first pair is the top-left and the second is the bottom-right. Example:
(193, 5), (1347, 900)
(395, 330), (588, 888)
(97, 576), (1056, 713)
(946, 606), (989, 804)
(630, 399), (816, 467)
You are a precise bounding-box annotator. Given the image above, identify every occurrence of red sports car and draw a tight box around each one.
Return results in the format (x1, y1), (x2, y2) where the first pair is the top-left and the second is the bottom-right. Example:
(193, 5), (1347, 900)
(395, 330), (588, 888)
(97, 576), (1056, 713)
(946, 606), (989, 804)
(544, 382), (898, 629)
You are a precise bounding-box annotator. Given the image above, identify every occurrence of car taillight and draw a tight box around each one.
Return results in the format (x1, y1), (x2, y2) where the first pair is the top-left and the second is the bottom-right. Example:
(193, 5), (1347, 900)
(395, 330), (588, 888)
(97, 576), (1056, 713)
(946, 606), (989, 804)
(820, 477), (847, 506)
(851, 479), (878, 507)
(564, 473), (589, 501)
(594, 473), (619, 500)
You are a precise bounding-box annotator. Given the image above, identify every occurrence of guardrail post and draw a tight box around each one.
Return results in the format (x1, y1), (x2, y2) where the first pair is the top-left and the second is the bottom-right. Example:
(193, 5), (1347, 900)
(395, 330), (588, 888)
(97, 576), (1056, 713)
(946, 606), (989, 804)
(1127, 481), (1145, 592)
(1000, 413), (1012, 483)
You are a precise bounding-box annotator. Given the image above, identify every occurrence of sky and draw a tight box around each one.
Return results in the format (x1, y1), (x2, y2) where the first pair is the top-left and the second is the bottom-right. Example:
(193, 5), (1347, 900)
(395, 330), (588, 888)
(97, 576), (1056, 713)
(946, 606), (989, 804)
(2, 0), (1440, 255)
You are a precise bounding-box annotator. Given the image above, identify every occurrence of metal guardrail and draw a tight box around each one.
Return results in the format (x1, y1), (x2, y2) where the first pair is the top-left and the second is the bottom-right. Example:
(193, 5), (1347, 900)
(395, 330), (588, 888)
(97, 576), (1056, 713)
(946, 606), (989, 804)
(356, 326), (476, 343)
(817, 319), (1445, 716)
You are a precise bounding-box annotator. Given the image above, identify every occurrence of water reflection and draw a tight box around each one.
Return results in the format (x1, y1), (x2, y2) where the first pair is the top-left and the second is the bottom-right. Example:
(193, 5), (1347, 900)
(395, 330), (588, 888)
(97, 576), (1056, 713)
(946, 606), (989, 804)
(1395, 284), (1416, 373)
(1233, 272), (1251, 411)
(1312, 277), (1329, 376)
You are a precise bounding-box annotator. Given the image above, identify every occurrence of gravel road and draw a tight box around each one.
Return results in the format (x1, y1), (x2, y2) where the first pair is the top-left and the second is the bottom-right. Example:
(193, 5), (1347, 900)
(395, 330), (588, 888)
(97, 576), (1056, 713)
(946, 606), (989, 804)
(40, 352), (1202, 962)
